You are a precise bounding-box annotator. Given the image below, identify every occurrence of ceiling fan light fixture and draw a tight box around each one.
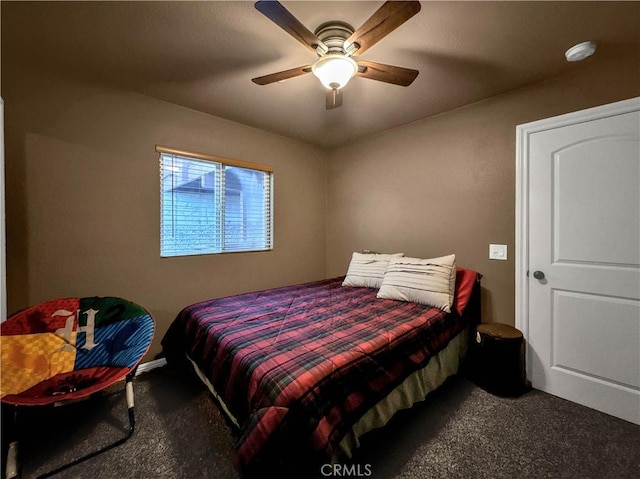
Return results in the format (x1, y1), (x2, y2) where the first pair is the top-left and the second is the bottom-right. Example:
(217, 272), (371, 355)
(312, 54), (358, 90)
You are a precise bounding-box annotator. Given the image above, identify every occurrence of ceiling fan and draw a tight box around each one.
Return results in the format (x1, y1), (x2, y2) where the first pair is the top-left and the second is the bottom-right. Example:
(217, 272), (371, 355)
(252, 0), (421, 109)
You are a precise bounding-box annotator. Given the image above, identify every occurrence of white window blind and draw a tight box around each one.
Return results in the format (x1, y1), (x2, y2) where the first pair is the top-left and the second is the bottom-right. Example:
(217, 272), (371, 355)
(159, 148), (273, 257)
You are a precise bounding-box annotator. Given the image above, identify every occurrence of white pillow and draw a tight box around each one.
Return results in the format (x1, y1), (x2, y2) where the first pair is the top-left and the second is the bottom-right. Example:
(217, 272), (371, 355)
(377, 254), (457, 312)
(342, 252), (405, 289)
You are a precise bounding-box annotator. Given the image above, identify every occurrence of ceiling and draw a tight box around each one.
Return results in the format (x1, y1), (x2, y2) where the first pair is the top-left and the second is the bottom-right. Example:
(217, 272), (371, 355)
(2, 1), (639, 148)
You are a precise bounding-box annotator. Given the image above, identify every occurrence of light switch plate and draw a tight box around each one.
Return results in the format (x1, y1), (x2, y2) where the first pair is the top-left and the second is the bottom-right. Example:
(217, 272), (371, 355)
(489, 244), (508, 260)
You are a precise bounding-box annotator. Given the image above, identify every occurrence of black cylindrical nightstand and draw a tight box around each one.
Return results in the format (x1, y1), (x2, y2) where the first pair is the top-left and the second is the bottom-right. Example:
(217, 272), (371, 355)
(466, 323), (531, 397)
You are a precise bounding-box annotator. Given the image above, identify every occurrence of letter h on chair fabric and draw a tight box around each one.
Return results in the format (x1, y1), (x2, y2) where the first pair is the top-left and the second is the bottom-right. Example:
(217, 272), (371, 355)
(1, 297), (155, 478)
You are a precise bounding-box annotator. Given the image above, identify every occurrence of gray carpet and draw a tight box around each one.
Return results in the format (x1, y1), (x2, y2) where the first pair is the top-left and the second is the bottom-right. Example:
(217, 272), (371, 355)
(3, 364), (639, 479)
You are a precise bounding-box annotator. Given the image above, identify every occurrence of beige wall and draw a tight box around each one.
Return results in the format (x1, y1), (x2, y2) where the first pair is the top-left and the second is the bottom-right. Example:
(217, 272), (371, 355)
(4, 66), (328, 359)
(5, 53), (639, 361)
(326, 55), (640, 326)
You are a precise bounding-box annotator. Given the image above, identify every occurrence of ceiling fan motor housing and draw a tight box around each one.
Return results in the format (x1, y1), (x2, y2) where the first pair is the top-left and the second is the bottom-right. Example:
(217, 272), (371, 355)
(314, 21), (355, 55)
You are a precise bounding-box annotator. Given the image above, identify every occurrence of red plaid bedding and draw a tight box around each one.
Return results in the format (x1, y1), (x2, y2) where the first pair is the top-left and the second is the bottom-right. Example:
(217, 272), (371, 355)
(162, 273), (479, 477)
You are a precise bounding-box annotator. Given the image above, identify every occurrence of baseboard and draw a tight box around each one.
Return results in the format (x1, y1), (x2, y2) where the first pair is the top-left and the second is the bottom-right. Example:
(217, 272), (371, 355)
(136, 357), (167, 375)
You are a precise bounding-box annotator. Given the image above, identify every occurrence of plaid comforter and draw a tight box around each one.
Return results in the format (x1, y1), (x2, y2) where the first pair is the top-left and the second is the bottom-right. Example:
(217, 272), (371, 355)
(162, 276), (474, 477)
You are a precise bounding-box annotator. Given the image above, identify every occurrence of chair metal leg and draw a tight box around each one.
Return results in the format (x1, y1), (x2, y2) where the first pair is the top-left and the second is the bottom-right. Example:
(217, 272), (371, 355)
(5, 406), (20, 479)
(36, 372), (137, 479)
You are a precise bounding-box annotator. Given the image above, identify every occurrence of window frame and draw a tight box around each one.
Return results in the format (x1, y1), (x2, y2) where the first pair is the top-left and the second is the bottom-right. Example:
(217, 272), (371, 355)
(157, 145), (273, 257)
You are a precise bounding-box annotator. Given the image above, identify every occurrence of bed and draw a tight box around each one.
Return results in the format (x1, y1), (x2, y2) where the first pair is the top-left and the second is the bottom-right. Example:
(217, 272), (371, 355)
(162, 264), (481, 478)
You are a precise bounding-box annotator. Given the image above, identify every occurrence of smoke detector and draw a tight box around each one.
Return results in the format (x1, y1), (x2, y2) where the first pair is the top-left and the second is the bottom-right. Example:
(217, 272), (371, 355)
(565, 41), (596, 62)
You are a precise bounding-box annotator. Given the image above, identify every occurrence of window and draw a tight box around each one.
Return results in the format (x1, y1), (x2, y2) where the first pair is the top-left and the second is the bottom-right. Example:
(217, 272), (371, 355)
(158, 146), (273, 257)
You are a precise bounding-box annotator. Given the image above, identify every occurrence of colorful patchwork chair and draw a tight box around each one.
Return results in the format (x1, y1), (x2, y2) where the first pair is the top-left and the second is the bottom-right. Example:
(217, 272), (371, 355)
(1, 297), (155, 478)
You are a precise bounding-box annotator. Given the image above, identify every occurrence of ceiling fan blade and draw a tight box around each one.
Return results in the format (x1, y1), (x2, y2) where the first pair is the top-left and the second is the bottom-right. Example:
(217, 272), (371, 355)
(252, 65), (312, 85)
(326, 89), (343, 110)
(346, 1), (421, 55)
(357, 60), (419, 86)
(255, 0), (325, 54)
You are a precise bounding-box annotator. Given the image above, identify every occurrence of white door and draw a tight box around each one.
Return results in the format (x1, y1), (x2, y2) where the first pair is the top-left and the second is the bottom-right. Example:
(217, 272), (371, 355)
(517, 98), (640, 425)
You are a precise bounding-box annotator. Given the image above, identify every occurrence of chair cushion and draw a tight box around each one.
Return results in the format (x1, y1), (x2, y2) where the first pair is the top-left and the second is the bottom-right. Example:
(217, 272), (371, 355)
(1, 297), (154, 406)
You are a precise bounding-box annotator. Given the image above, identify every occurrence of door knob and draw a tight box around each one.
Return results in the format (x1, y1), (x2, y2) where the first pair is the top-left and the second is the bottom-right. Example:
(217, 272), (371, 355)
(533, 270), (545, 280)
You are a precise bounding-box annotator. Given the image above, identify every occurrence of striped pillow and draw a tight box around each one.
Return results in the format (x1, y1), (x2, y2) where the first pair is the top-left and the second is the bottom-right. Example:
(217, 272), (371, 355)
(342, 252), (405, 289)
(377, 254), (457, 312)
